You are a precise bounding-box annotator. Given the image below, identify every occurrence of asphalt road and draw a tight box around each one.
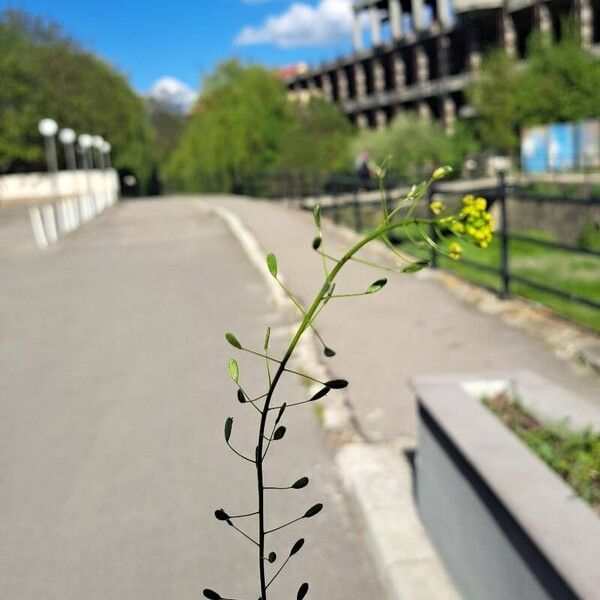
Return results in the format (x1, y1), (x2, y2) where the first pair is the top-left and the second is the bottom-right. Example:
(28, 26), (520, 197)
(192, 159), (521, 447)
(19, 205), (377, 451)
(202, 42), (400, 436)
(0, 200), (383, 600)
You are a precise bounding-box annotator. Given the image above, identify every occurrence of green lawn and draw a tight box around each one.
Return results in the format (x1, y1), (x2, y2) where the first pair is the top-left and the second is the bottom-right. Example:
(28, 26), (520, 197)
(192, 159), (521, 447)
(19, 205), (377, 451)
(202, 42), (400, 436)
(331, 206), (600, 332)
(435, 232), (600, 332)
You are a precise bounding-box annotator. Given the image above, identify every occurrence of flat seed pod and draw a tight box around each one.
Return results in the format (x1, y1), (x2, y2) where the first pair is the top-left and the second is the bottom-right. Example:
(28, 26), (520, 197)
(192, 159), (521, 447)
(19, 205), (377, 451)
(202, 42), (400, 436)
(275, 402), (287, 425)
(264, 326), (271, 351)
(214, 508), (229, 521)
(290, 538), (305, 556)
(366, 278), (387, 294)
(312, 236), (322, 250)
(266, 253), (277, 277)
(225, 333), (241, 349)
(224, 417), (233, 442)
(273, 426), (286, 441)
(403, 260), (430, 273)
(304, 503), (323, 518)
(228, 359), (239, 383)
(237, 389), (245, 403)
(323, 346), (336, 357)
(292, 476), (309, 489)
(297, 582), (309, 600)
(203, 589), (221, 599)
(268, 551), (277, 563)
(325, 379), (348, 389)
(313, 205), (321, 228)
(310, 387), (330, 401)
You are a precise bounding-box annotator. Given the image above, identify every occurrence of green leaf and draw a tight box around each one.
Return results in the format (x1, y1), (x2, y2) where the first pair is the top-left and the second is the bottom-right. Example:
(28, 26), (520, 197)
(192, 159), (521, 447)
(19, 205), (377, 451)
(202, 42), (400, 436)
(275, 402), (287, 425)
(366, 278), (388, 294)
(225, 333), (241, 349)
(323, 346), (336, 357)
(310, 387), (330, 401)
(297, 583), (309, 600)
(273, 426), (286, 440)
(263, 326), (271, 351)
(228, 359), (239, 383)
(325, 379), (348, 389)
(203, 589), (221, 600)
(266, 253), (278, 277)
(292, 477), (309, 489)
(313, 205), (321, 229)
(214, 508), (229, 521)
(224, 417), (233, 442)
(312, 235), (322, 250)
(304, 503), (323, 518)
(402, 260), (430, 273)
(268, 551), (277, 563)
(290, 538), (305, 556)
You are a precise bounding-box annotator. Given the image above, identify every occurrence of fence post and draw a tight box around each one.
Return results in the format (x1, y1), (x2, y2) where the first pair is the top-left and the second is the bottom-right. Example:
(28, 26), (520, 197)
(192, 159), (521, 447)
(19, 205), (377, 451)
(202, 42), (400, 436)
(353, 192), (363, 232)
(428, 186), (438, 268)
(498, 170), (510, 299)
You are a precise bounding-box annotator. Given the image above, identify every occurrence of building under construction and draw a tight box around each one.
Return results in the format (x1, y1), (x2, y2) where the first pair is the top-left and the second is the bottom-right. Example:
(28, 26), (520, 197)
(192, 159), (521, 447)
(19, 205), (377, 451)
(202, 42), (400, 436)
(285, 0), (599, 129)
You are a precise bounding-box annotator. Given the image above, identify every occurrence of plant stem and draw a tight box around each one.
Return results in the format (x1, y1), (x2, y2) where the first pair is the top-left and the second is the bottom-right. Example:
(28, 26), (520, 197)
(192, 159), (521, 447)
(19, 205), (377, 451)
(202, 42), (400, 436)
(255, 217), (430, 598)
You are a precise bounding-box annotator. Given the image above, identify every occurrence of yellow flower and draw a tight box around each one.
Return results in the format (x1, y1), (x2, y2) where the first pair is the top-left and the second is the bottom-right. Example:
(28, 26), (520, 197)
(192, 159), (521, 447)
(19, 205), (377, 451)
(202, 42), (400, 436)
(432, 165), (452, 181)
(448, 242), (462, 261)
(451, 221), (465, 234)
(429, 200), (444, 215)
(475, 197), (487, 211)
(462, 194), (475, 206)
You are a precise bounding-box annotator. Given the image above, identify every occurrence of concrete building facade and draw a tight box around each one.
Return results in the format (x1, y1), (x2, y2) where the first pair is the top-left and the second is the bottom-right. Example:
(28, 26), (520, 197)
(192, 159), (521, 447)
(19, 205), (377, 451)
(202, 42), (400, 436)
(285, 0), (600, 130)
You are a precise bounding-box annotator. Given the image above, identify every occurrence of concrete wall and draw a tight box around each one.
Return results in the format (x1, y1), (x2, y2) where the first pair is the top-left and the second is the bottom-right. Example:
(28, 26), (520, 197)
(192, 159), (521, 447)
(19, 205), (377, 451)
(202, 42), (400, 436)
(0, 170), (120, 249)
(0, 169), (119, 206)
(412, 372), (600, 600)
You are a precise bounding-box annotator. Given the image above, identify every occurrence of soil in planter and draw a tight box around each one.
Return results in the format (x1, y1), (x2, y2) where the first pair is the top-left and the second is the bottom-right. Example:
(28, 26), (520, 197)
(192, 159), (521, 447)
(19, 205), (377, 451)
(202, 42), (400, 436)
(483, 394), (600, 515)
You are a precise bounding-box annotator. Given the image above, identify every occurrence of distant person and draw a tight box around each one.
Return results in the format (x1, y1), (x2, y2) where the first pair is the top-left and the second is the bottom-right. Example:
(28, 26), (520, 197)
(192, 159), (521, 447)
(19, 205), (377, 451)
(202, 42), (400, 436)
(355, 150), (373, 188)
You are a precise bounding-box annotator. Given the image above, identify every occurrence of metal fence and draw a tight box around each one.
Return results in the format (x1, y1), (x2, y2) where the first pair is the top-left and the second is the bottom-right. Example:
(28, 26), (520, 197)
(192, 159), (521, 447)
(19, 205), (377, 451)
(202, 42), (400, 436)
(252, 171), (600, 318)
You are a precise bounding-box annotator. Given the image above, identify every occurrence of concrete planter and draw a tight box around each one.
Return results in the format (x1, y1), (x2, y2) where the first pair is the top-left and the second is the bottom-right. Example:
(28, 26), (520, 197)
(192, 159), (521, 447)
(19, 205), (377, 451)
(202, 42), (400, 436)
(411, 370), (600, 600)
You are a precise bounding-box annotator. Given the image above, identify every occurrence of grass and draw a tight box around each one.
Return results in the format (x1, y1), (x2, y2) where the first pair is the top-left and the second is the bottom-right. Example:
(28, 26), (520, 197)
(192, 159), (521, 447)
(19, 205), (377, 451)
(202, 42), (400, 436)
(334, 204), (600, 331)
(483, 393), (600, 515)
(435, 231), (600, 332)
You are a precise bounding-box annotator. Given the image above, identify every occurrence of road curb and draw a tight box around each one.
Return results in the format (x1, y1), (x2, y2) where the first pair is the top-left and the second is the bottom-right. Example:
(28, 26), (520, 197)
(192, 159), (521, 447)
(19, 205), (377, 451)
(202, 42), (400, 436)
(209, 201), (460, 600)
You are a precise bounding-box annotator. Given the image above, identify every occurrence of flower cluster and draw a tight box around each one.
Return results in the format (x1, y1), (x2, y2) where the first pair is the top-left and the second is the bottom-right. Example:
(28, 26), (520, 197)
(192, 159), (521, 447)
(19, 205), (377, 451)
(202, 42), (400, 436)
(451, 195), (494, 249)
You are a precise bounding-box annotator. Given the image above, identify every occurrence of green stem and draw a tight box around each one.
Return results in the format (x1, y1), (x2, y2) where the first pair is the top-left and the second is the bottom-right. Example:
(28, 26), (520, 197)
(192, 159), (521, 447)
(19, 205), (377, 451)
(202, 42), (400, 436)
(255, 216), (430, 599)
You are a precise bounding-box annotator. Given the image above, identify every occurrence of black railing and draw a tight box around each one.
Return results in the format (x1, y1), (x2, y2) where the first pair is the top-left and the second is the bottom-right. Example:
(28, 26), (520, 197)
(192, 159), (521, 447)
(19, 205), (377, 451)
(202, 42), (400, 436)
(251, 171), (600, 321)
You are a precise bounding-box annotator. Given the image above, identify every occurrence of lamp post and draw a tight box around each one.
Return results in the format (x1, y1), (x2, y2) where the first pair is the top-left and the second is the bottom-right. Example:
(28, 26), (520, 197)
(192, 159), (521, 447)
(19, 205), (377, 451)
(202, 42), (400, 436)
(77, 133), (93, 169)
(92, 135), (105, 169)
(101, 141), (112, 169)
(58, 128), (77, 170)
(38, 118), (59, 172)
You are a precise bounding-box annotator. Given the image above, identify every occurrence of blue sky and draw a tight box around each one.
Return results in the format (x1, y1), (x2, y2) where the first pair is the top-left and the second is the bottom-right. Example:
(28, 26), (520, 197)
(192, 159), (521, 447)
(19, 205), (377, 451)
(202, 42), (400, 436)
(1, 0), (356, 99)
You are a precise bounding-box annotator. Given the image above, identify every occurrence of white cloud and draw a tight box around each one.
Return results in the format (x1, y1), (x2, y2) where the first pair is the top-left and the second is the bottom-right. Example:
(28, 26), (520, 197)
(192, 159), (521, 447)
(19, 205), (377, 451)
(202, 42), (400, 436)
(148, 77), (197, 113)
(235, 0), (354, 48)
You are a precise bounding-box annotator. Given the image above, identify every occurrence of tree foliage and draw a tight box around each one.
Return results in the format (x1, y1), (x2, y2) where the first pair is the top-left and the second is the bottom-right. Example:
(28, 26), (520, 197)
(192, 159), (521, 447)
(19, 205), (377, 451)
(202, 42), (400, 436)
(468, 24), (600, 153)
(350, 113), (474, 179)
(166, 61), (292, 193)
(273, 96), (354, 172)
(0, 10), (154, 188)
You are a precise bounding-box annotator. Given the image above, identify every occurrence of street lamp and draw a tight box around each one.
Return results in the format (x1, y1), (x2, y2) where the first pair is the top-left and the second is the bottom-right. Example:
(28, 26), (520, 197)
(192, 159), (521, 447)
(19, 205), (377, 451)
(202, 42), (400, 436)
(58, 128), (77, 170)
(100, 141), (111, 169)
(77, 133), (93, 169)
(92, 135), (105, 169)
(38, 118), (59, 172)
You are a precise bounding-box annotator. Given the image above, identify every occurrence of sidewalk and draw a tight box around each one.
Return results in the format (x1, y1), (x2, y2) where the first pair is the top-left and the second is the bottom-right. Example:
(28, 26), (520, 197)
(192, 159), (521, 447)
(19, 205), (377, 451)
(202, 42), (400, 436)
(205, 195), (600, 443)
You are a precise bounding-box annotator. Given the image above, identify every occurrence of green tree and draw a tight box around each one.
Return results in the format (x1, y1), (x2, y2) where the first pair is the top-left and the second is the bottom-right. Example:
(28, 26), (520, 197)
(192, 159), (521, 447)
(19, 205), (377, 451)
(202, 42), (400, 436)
(0, 10), (154, 190)
(351, 113), (472, 179)
(166, 61), (292, 192)
(517, 26), (600, 126)
(274, 96), (354, 172)
(466, 48), (520, 154)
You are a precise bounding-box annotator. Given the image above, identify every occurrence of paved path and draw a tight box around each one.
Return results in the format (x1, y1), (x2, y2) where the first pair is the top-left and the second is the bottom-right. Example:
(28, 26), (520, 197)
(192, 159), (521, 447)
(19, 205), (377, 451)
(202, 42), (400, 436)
(204, 195), (600, 442)
(0, 200), (383, 600)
